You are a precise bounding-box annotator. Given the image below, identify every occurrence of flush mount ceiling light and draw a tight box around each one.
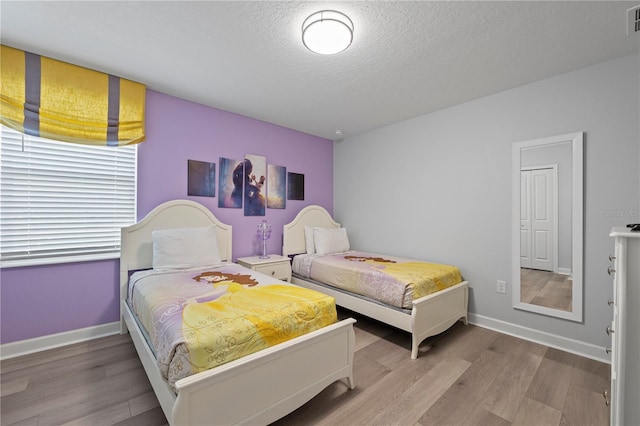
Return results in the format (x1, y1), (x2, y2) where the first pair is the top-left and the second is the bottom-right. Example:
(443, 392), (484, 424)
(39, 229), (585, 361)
(302, 10), (354, 55)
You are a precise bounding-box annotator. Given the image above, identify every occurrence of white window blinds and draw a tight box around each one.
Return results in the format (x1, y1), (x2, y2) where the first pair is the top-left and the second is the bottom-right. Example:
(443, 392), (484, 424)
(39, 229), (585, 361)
(1, 125), (137, 267)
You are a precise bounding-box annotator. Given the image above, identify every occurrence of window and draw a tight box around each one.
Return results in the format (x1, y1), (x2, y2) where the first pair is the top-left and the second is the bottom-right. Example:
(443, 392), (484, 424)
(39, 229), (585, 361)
(1, 126), (137, 267)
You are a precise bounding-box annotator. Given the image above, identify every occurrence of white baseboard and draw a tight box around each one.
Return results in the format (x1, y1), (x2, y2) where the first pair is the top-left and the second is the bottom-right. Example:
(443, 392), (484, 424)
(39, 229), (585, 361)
(468, 313), (610, 364)
(557, 267), (572, 276)
(0, 322), (121, 360)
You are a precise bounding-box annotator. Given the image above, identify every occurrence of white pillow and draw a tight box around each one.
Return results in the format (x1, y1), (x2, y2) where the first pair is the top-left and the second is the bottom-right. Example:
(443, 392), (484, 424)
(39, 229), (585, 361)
(152, 226), (222, 270)
(304, 226), (316, 254)
(313, 227), (350, 255)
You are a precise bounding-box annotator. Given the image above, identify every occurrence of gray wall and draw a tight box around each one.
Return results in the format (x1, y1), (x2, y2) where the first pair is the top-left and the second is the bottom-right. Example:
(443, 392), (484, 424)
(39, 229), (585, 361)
(334, 53), (639, 349)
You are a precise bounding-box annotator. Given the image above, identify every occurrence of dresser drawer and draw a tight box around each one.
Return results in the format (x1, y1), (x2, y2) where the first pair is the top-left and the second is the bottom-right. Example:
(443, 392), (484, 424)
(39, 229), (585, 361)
(237, 255), (293, 282)
(253, 261), (291, 281)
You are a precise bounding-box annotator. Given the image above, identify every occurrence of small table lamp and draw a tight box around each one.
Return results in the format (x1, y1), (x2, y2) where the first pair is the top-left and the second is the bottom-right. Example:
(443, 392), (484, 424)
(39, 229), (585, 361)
(257, 220), (272, 259)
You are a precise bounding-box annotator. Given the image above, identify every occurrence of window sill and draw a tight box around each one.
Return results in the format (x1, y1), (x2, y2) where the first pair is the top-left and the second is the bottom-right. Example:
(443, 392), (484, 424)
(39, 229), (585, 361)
(1, 252), (120, 269)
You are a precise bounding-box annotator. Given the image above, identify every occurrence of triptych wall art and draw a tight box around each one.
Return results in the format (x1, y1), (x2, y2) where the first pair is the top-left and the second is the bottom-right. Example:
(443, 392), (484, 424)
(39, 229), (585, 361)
(187, 155), (304, 216)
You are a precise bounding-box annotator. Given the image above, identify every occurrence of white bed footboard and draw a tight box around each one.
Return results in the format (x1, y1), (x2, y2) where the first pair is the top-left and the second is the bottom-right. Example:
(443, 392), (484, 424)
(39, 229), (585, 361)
(173, 319), (356, 425)
(410, 281), (468, 359)
(292, 275), (468, 360)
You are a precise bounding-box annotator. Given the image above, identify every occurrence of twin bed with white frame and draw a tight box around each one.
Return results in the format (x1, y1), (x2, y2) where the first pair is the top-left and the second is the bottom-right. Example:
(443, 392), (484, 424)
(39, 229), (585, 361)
(283, 204), (469, 359)
(119, 199), (356, 425)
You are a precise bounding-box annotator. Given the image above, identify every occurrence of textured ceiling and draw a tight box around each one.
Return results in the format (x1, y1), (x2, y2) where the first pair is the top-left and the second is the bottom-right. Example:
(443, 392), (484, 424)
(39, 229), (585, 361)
(1, 1), (639, 140)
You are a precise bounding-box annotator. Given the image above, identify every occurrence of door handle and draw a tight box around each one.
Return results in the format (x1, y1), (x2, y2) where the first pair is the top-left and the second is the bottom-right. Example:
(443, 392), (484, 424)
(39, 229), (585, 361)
(606, 325), (614, 335)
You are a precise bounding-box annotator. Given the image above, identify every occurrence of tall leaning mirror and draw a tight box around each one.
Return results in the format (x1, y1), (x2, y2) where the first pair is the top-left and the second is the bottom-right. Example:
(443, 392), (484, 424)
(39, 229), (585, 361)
(512, 132), (583, 322)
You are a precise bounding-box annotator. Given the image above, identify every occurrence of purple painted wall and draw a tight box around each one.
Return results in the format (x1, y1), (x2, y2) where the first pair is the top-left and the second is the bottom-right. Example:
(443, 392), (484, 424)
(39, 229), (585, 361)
(0, 90), (333, 344)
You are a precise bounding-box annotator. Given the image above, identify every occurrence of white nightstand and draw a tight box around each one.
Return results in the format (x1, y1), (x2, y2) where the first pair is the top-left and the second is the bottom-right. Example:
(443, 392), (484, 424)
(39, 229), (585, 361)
(236, 255), (292, 282)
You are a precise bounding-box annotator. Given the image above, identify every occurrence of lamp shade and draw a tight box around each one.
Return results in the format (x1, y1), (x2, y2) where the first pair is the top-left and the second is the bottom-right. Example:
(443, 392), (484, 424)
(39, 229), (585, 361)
(302, 10), (354, 55)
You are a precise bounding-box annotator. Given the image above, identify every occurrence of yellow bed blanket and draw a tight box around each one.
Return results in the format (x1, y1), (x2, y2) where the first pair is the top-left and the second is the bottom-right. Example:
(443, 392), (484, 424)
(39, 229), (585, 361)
(128, 263), (336, 387)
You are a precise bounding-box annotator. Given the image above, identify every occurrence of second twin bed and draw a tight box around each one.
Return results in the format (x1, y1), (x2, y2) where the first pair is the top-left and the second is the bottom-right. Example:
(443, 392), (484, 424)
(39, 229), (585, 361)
(283, 204), (469, 359)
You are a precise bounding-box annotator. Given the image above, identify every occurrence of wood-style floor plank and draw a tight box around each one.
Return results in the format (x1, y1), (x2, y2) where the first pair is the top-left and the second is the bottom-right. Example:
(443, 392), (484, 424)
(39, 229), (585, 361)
(512, 397), (562, 426)
(526, 348), (576, 411)
(1, 309), (610, 426)
(478, 339), (546, 421)
(418, 348), (506, 425)
(316, 345), (438, 425)
(560, 383), (609, 426)
(60, 401), (132, 426)
(369, 356), (471, 426)
(462, 406), (512, 426)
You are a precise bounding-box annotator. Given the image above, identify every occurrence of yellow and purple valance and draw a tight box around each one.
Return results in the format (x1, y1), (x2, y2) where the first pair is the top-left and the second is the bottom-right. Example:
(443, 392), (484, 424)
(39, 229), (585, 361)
(0, 45), (145, 146)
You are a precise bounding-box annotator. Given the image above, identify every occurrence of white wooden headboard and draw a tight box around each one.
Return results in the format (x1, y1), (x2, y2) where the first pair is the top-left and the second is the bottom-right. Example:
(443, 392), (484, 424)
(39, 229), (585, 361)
(282, 205), (340, 257)
(119, 199), (232, 308)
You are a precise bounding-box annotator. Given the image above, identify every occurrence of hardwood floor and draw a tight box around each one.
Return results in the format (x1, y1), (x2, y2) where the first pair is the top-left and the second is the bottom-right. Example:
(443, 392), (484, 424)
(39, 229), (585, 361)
(1, 309), (610, 426)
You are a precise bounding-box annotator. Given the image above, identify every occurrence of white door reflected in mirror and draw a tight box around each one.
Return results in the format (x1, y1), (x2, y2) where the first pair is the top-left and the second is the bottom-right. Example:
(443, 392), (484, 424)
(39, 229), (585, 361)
(512, 132), (583, 322)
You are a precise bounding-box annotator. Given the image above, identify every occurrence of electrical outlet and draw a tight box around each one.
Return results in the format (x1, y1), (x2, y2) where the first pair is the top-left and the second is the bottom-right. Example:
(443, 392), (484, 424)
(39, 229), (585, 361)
(496, 280), (506, 294)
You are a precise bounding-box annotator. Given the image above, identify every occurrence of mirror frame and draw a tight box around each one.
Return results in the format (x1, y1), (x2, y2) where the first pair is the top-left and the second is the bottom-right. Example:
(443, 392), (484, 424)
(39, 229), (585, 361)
(511, 132), (583, 322)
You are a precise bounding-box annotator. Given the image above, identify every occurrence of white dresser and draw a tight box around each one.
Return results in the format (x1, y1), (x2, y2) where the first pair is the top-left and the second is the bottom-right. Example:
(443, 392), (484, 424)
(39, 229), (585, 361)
(608, 227), (640, 426)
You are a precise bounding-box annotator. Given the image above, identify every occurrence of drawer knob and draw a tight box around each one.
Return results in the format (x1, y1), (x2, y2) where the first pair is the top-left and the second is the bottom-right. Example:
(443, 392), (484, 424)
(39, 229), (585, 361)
(606, 325), (614, 335)
(608, 299), (614, 306)
(271, 271), (275, 276)
(607, 266), (616, 276)
(603, 390), (610, 407)
(606, 347), (612, 354)
(609, 255), (616, 262)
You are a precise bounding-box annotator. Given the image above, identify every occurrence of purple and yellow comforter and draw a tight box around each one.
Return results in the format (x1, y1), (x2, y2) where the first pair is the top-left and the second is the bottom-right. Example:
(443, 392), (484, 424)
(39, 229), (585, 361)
(292, 250), (462, 310)
(128, 263), (336, 387)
